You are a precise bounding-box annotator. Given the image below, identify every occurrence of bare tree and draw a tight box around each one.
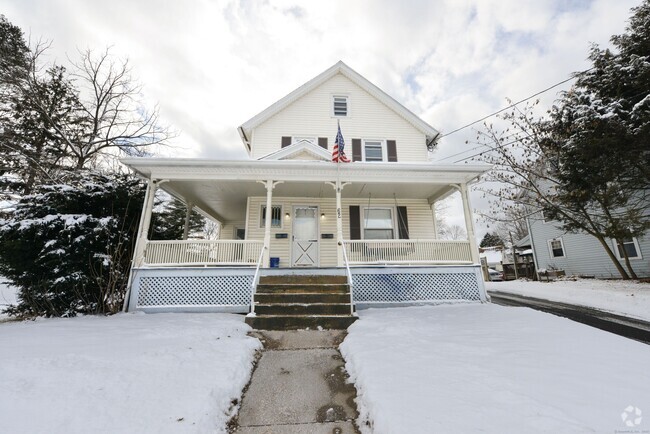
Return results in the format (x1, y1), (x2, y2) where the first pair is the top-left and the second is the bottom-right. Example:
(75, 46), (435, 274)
(439, 223), (467, 240)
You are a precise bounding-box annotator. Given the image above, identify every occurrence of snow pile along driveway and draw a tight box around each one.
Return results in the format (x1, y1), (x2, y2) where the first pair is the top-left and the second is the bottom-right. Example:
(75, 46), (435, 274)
(0, 313), (261, 434)
(486, 278), (650, 321)
(341, 304), (650, 434)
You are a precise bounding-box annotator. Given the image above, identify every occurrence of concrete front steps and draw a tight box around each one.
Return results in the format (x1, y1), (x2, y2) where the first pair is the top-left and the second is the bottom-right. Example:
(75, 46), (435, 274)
(245, 274), (358, 330)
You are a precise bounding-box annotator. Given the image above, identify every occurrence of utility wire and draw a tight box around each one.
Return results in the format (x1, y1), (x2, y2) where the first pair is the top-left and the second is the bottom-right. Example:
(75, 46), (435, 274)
(439, 68), (594, 139)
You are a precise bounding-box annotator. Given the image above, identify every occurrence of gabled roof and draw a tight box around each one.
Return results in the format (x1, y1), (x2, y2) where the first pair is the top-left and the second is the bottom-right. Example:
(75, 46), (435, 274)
(237, 61), (440, 154)
(259, 139), (331, 161)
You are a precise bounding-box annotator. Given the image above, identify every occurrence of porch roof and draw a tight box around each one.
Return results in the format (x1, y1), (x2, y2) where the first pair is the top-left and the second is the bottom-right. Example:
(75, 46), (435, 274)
(121, 158), (491, 222)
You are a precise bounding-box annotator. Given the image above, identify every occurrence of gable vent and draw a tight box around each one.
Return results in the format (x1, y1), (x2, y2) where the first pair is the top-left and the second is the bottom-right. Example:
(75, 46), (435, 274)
(333, 96), (348, 116)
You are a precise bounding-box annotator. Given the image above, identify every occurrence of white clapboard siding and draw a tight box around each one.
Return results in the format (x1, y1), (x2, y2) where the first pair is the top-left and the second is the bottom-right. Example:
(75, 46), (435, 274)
(247, 197), (435, 268)
(251, 74), (428, 162)
(219, 221), (244, 240)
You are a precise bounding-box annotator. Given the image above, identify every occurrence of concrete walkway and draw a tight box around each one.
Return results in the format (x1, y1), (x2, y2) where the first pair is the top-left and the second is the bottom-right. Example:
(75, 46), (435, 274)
(230, 330), (360, 433)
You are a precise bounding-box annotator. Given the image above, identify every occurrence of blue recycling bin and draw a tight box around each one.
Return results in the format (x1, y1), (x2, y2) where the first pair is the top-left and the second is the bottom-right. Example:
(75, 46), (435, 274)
(270, 257), (280, 268)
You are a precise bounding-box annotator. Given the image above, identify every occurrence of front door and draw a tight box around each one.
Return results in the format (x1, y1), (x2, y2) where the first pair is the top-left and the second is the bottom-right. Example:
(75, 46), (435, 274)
(292, 205), (319, 267)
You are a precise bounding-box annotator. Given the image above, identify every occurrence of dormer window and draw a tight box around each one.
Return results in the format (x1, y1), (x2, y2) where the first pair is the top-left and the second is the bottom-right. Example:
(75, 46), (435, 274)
(333, 96), (348, 117)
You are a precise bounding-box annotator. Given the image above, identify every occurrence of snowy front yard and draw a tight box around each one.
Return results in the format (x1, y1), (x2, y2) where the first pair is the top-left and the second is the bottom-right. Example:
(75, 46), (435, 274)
(486, 278), (650, 321)
(0, 312), (260, 434)
(341, 304), (650, 434)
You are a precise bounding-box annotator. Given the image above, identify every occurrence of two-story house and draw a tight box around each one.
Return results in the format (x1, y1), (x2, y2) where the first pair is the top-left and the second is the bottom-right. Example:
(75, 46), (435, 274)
(121, 61), (491, 325)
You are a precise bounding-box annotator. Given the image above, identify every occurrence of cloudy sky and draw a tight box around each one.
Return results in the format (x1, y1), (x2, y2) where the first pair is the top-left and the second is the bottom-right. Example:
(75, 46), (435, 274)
(1, 0), (640, 236)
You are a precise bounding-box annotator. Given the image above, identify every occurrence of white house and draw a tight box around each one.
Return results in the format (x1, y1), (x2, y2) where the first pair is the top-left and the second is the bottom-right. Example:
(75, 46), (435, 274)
(121, 61), (491, 325)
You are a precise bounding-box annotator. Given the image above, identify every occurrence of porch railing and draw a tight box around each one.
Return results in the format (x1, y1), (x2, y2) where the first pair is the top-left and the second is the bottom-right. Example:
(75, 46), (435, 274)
(343, 239), (473, 265)
(144, 240), (265, 266)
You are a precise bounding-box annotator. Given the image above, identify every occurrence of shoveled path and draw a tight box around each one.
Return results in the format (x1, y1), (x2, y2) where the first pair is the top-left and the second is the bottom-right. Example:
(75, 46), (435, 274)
(229, 330), (360, 434)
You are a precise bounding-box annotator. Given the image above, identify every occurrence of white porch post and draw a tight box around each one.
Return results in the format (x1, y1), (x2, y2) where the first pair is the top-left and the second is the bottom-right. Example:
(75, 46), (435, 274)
(459, 182), (480, 264)
(327, 181), (348, 266)
(430, 202), (438, 239)
(133, 179), (160, 267)
(182, 201), (193, 240)
(261, 180), (283, 267)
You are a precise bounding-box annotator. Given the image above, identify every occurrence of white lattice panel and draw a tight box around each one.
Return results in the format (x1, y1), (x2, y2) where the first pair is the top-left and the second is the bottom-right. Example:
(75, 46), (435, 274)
(136, 275), (252, 307)
(351, 271), (481, 302)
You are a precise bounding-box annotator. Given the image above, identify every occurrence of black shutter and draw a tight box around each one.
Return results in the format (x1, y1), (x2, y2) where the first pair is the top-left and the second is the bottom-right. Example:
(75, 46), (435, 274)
(387, 140), (397, 162)
(318, 137), (328, 149)
(352, 139), (362, 162)
(349, 206), (361, 240)
(281, 136), (292, 148)
(397, 206), (409, 239)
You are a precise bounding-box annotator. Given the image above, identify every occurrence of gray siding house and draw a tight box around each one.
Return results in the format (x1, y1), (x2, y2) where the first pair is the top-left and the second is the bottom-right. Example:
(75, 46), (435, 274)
(527, 212), (650, 279)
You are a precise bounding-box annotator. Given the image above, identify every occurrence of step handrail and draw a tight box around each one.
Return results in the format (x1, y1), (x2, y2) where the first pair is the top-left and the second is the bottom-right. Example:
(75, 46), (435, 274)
(250, 245), (267, 314)
(338, 240), (355, 315)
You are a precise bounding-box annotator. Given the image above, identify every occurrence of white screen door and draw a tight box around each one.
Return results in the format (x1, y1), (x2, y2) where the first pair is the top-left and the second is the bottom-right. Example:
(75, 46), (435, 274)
(292, 206), (319, 266)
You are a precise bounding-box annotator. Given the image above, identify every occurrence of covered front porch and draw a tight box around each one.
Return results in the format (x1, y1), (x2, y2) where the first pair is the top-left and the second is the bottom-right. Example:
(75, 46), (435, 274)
(121, 158), (490, 312)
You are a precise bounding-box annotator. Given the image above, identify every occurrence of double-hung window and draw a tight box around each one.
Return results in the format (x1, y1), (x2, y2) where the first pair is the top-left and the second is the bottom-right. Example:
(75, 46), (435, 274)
(260, 205), (282, 228)
(363, 208), (394, 239)
(548, 238), (565, 258)
(363, 140), (384, 162)
(613, 238), (642, 259)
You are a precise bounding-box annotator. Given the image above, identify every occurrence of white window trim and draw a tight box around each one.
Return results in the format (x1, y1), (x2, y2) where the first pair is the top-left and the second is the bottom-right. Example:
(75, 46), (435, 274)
(362, 139), (387, 162)
(292, 136), (316, 146)
(233, 227), (246, 240)
(611, 238), (643, 260)
(361, 206), (396, 240)
(331, 94), (350, 118)
(260, 204), (283, 229)
(547, 237), (566, 258)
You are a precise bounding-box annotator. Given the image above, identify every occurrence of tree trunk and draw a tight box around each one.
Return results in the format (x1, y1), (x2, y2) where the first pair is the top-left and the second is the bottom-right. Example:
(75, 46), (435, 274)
(593, 234), (630, 279)
(616, 238), (638, 279)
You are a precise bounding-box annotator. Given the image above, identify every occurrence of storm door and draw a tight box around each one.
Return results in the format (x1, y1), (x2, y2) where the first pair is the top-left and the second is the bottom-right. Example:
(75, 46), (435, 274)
(291, 205), (319, 266)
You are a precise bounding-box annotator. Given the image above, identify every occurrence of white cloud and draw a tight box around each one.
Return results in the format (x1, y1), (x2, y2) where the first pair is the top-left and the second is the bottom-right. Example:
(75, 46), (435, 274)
(0, 0), (641, 236)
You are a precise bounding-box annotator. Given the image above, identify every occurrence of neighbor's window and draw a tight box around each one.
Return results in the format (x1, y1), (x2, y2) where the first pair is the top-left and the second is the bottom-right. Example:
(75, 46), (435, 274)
(548, 238), (565, 258)
(260, 205), (282, 228)
(333, 96), (348, 116)
(614, 238), (641, 259)
(363, 140), (384, 162)
(363, 208), (394, 239)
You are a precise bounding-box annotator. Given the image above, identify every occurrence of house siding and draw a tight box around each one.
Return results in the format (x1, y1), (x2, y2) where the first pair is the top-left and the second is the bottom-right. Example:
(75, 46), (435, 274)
(250, 74), (428, 162)
(528, 213), (650, 278)
(246, 197), (435, 267)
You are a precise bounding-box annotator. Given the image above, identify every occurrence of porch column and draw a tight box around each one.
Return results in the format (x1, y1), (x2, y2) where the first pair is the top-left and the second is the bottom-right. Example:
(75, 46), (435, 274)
(182, 201), (193, 240)
(430, 202), (438, 239)
(261, 180), (283, 267)
(133, 179), (161, 267)
(459, 183), (480, 264)
(328, 181), (349, 266)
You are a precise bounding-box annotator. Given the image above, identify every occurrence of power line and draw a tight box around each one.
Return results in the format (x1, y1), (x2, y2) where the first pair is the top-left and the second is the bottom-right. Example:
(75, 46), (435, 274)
(439, 68), (593, 139)
(436, 131), (523, 162)
(452, 136), (530, 163)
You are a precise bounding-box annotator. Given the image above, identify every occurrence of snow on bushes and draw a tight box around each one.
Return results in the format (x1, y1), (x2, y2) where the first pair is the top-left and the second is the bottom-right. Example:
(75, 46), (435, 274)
(0, 172), (145, 317)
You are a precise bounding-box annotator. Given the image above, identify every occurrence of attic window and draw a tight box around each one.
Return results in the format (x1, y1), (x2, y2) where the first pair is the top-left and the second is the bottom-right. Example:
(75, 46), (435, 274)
(333, 96), (348, 117)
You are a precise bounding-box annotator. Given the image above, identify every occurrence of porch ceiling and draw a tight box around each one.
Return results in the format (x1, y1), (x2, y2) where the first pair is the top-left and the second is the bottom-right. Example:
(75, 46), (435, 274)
(121, 158), (491, 222)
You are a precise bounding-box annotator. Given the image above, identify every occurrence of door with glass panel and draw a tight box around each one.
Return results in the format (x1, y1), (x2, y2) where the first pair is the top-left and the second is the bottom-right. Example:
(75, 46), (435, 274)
(292, 205), (319, 267)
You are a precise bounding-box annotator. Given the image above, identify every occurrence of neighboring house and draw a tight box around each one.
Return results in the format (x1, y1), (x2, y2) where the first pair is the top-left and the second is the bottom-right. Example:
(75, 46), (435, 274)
(526, 211), (649, 279)
(121, 61), (491, 314)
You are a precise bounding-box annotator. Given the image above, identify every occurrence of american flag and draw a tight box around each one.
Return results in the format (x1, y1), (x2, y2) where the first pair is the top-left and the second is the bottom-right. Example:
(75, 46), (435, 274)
(332, 122), (350, 163)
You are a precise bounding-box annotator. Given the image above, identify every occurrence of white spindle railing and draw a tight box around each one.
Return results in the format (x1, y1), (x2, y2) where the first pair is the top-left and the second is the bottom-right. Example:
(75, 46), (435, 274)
(144, 240), (265, 266)
(343, 239), (473, 265)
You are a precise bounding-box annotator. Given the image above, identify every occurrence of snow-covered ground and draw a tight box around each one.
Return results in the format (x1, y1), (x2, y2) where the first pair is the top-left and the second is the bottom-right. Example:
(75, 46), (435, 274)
(341, 304), (650, 434)
(0, 280), (18, 319)
(0, 313), (261, 433)
(486, 278), (650, 321)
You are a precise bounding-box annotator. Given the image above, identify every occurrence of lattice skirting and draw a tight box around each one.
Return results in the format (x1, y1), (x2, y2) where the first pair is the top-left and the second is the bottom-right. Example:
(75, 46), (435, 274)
(129, 268), (253, 313)
(351, 266), (485, 306)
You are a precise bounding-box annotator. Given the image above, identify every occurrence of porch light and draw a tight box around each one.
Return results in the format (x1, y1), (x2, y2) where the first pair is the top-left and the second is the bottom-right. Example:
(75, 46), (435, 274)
(285, 212), (290, 218)
(321, 213), (326, 219)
